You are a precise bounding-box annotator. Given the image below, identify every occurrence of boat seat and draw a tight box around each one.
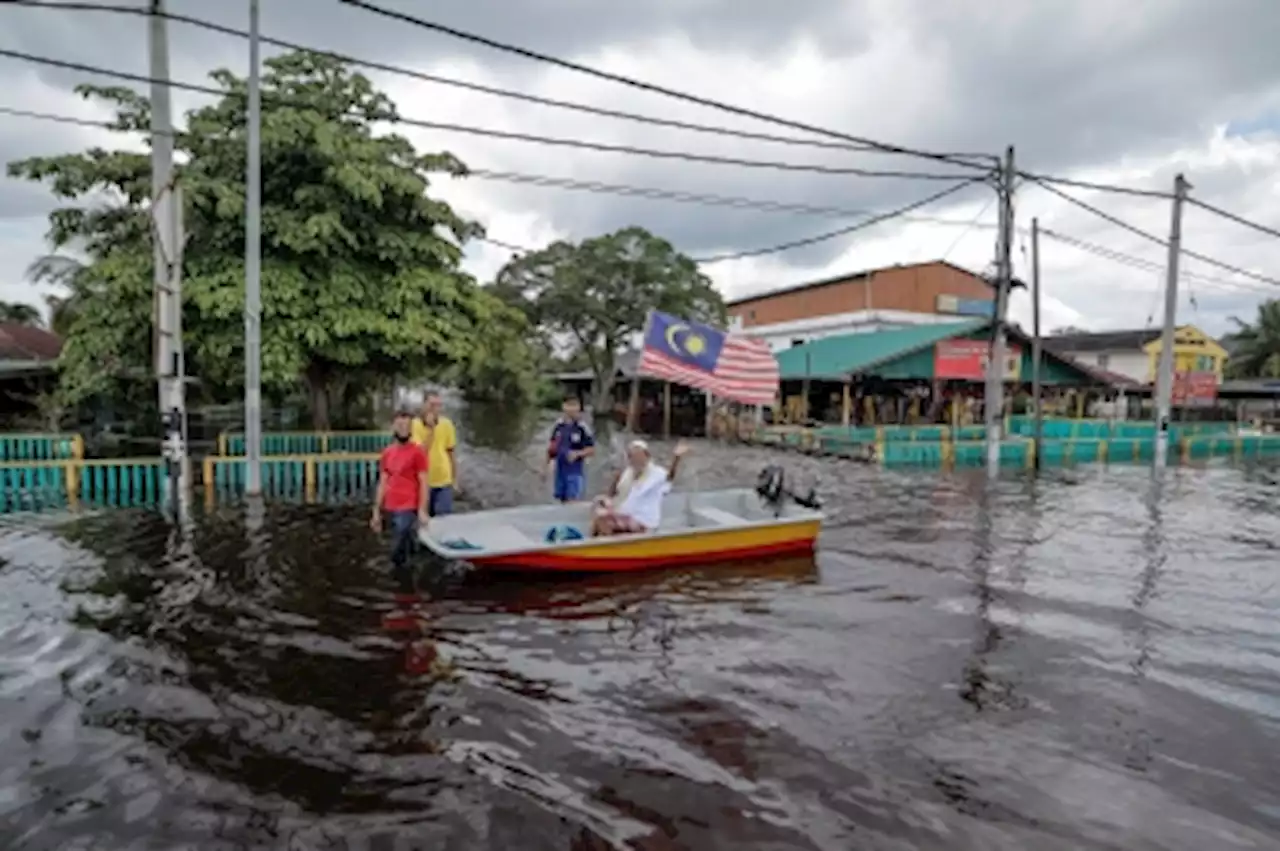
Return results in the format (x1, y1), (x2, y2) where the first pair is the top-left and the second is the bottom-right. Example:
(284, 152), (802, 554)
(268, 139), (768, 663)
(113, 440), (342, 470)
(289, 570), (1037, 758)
(693, 506), (745, 526)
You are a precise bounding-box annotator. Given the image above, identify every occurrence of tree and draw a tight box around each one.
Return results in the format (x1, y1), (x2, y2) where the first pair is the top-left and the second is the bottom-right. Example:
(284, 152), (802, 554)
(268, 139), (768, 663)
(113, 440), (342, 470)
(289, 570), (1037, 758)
(492, 226), (724, 414)
(0, 301), (44, 327)
(8, 51), (504, 428)
(1224, 299), (1280, 379)
(26, 254), (89, 337)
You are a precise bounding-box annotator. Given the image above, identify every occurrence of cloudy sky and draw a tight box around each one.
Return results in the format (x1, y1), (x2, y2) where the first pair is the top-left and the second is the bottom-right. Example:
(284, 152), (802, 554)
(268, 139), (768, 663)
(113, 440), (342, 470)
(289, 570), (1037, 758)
(2, 0), (1278, 335)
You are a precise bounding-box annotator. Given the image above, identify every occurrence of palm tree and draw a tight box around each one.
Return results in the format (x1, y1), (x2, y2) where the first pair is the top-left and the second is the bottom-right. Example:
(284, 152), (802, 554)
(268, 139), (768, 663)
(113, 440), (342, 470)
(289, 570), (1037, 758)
(0, 301), (44, 327)
(1225, 299), (1280, 378)
(25, 254), (89, 336)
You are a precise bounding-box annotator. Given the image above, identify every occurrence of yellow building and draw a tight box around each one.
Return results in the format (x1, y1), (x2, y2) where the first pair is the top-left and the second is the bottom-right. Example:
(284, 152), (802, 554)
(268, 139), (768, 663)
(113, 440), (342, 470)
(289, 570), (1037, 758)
(1142, 325), (1227, 382)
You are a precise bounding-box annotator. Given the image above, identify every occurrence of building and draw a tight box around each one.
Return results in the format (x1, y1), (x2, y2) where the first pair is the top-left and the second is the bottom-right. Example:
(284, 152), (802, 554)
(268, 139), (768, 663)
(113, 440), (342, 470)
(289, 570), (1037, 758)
(726, 260), (995, 352)
(1046, 325), (1228, 386)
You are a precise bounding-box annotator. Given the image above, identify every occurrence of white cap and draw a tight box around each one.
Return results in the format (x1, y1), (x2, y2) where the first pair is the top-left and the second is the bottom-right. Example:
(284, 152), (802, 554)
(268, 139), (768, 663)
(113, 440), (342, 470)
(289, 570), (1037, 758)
(627, 439), (650, 454)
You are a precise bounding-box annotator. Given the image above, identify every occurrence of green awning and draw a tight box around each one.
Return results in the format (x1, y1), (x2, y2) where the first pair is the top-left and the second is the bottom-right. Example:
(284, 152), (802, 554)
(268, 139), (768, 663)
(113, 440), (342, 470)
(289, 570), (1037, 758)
(775, 320), (987, 380)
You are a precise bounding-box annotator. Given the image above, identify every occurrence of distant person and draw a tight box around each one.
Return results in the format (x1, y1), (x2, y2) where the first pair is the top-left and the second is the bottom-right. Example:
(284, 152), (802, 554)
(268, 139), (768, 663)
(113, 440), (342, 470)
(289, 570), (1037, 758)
(371, 407), (430, 576)
(590, 439), (688, 537)
(545, 395), (595, 502)
(411, 390), (458, 517)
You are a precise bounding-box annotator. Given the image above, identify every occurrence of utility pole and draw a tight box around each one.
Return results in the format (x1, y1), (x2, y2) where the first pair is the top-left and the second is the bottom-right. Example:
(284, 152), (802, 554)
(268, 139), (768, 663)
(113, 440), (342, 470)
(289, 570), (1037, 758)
(244, 0), (263, 495)
(1030, 217), (1043, 469)
(149, 0), (188, 512)
(984, 146), (1016, 474)
(1153, 173), (1189, 469)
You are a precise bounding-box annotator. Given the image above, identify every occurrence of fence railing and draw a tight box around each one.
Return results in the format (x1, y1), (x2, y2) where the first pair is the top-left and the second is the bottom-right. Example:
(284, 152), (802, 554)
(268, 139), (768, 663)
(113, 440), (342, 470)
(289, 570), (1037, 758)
(202, 453), (381, 507)
(218, 430), (389, 456)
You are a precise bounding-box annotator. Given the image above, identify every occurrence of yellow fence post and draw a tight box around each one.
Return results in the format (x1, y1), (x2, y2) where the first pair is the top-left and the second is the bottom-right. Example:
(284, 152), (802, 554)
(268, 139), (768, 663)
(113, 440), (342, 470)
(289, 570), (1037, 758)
(217, 432), (228, 456)
(305, 457), (317, 503)
(203, 457), (215, 510)
(71, 434), (84, 460)
(941, 441), (954, 470)
(1099, 440), (1108, 464)
(320, 434), (330, 454)
(64, 462), (79, 509)
(1025, 439), (1035, 469)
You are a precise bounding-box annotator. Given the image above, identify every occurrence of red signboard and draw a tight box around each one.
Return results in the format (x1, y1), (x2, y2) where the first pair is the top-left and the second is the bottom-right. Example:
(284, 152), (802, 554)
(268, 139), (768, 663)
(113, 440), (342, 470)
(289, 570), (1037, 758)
(934, 339), (1022, 381)
(1172, 371), (1218, 406)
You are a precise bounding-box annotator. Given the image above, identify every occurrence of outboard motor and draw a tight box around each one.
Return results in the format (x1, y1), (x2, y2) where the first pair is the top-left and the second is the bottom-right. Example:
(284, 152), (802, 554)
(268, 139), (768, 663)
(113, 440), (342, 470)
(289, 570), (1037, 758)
(756, 465), (786, 507)
(755, 465), (823, 515)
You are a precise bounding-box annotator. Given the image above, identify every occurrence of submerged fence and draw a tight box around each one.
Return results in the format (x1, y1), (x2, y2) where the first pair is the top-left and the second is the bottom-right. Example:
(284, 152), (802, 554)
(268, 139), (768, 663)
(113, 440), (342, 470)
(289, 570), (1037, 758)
(758, 421), (1280, 470)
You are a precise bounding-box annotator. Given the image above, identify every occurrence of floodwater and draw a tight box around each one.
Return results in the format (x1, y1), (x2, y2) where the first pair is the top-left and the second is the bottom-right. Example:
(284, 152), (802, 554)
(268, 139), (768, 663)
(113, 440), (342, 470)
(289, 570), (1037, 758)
(2, 412), (1280, 849)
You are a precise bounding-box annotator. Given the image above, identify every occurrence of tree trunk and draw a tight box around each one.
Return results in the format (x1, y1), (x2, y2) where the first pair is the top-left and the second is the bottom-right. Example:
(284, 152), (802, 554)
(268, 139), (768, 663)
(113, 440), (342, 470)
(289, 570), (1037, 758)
(305, 363), (331, 431)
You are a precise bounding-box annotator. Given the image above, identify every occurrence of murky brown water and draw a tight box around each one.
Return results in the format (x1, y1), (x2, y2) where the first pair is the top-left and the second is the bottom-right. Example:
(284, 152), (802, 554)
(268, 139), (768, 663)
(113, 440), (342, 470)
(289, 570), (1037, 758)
(2, 412), (1279, 849)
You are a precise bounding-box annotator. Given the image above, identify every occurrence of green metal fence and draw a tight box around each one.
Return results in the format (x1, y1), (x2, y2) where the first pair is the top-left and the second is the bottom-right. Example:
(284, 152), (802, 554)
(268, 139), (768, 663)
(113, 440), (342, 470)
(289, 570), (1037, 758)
(203, 453), (381, 505)
(219, 431), (389, 456)
(0, 433), (83, 461)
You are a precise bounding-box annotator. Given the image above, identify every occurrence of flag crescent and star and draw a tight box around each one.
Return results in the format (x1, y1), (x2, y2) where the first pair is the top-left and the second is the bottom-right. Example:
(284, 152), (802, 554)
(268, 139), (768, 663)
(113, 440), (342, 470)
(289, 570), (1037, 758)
(637, 310), (780, 406)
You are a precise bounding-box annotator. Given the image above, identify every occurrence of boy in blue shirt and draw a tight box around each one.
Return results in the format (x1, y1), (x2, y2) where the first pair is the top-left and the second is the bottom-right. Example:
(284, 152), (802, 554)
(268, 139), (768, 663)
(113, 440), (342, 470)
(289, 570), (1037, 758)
(545, 395), (595, 502)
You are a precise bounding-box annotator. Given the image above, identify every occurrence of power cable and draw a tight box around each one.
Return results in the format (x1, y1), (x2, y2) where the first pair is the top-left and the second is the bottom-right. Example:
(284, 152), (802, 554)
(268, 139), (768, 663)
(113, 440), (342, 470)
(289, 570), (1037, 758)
(336, 0), (996, 171)
(1030, 177), (1280, 288)
(1016, 171), (1173, 200)
(691, 178), (988, 263)
(1039, 227), (1273, 296)
(0, 47), (980, 181)
(4, 0), (996, 165)
(5, 99), (1272, 289)
(939, 194), (997, 262)
(1185, 196), (1280, 241)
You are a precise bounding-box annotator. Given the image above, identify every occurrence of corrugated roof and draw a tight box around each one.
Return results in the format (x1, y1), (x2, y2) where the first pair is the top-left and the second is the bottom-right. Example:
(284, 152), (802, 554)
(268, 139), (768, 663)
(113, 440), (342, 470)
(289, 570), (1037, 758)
(1046, 328), (1161, 353)
(726, 260), (991, 307)
(0, 324), (60, 362)
(775, 319), (987, 379)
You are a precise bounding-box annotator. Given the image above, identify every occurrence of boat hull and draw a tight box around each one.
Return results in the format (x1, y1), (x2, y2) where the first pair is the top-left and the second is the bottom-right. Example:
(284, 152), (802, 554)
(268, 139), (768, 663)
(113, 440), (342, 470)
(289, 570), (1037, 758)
(471, 518), (821, 572)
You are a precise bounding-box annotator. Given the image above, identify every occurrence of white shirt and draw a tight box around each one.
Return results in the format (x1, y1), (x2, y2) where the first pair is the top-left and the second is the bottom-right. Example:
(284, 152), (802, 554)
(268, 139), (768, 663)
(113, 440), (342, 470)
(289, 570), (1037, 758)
(616, 463), (671, 529)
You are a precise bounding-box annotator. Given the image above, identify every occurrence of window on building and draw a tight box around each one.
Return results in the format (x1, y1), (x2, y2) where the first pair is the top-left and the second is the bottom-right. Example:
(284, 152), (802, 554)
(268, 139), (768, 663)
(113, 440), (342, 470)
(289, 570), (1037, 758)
(748, 309), (757, 320)
(1097, 353), (1110, 369)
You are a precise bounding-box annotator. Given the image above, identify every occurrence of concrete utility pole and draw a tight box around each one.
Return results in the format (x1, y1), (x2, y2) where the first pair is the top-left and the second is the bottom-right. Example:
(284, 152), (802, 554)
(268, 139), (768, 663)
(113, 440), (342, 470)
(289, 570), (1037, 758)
(244, 0), (263, 495)
(149, 0), (189, 512)
(1153, 173), (1189, 469)
(984, 146), (1016, 474)
(1030, 217), (1043, 469)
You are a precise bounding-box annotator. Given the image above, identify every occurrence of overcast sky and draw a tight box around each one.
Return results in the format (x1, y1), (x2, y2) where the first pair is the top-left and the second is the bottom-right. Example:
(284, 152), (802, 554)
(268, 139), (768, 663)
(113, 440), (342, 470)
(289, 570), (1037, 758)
(2, 0), (1278, 336)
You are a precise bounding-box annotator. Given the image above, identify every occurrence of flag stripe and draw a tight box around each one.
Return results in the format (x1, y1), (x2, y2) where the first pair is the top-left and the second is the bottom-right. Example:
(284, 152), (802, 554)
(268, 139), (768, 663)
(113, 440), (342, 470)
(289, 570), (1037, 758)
(637, 330), (779, 404)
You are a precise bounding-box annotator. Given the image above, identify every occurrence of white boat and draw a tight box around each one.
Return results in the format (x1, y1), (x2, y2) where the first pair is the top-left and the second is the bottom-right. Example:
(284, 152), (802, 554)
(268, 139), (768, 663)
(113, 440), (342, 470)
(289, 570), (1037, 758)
(418, 477), (823, 573)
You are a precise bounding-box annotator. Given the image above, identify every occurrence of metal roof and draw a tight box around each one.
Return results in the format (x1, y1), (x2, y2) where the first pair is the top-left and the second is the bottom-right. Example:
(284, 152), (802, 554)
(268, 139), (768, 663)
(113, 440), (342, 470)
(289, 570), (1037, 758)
(1045, 328), (1162, 353)
(775, 320), (987, 379)
(725, 260), (991, 307)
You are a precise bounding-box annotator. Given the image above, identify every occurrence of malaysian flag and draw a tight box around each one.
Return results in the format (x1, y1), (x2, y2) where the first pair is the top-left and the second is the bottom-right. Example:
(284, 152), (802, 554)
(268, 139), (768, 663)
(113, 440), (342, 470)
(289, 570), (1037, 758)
(636, 310), (779, 405)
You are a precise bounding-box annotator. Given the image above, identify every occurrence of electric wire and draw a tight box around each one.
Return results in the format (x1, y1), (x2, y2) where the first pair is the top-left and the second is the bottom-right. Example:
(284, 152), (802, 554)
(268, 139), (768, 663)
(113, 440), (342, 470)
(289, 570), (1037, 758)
(1030, 177), (1280, 288)
(1185, 196), (1280, 241)
(0, 47), (981, 181)
(13, 1), (1264, 214)
(690, 178), (989, 263)
(335, 0), (995, 171)
(2, 100), (1273, 289)
(3, 0), (994, 164)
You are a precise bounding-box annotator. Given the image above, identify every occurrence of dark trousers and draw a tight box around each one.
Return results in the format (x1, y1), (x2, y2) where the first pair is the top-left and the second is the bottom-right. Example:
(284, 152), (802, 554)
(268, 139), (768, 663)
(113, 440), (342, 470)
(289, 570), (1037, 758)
(389, 510), (419, 569)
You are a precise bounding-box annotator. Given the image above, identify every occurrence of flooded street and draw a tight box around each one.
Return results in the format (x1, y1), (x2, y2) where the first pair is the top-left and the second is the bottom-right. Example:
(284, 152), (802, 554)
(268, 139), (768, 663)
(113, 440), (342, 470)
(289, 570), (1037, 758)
(1, 418), (1279, 849)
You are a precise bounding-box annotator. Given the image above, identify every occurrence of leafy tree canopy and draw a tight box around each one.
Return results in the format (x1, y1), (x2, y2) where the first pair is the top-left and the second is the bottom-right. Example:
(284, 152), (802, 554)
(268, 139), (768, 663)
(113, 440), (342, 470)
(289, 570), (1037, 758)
(7, 50), (514, 427)
(0, 301), (43, 327)
(1225, 299), (1280, 379)
(492, 226), (724, 408)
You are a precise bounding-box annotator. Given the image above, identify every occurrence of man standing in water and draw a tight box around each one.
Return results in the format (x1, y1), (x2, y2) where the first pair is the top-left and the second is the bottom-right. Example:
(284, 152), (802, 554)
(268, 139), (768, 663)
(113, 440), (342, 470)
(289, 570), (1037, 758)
(371, 407), (430, 577)
(545, 394), (595, 502)
(411, 390), (458, 517)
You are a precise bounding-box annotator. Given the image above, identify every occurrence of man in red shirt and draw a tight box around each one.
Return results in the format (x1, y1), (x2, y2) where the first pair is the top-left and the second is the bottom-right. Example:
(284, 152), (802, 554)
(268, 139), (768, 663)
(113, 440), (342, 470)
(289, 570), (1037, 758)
(370, 407), (430, 575)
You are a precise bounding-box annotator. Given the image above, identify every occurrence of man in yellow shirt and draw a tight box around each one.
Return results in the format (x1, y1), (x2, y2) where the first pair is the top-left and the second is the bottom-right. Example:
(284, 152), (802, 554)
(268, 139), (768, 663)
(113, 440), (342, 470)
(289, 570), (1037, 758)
(410, 391), (458, 516)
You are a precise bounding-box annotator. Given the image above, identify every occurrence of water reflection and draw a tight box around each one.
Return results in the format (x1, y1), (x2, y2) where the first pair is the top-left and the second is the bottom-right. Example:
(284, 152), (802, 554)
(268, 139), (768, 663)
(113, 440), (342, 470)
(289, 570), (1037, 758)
(2, 446), (1280, 849)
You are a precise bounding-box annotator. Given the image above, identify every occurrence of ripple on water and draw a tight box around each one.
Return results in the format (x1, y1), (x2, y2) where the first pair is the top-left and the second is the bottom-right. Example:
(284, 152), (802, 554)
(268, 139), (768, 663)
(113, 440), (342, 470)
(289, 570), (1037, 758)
(0, 437), (1278, 849)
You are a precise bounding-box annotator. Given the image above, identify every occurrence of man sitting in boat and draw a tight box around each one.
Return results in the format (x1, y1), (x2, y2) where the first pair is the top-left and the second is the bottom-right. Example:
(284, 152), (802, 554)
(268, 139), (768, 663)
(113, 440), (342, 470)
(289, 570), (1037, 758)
(590, 439), (689, 536)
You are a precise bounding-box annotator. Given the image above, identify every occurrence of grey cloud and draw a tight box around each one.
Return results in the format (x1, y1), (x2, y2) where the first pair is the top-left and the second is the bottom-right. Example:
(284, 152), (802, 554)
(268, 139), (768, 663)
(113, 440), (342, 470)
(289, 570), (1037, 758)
(1, 0), (1278, 324)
